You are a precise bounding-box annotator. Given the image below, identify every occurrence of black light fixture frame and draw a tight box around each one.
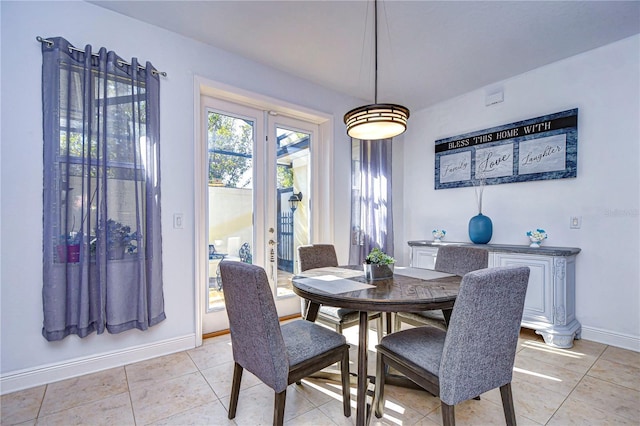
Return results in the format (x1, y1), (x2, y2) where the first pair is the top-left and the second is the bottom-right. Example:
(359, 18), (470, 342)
(288, 192), (303, 213)
(343, 0), (410, 140)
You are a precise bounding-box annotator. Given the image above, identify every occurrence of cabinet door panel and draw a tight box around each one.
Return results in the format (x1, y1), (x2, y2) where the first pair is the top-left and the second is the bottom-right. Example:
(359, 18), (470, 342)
(412, 247), (438, 270)
(491, 253), (553, 323)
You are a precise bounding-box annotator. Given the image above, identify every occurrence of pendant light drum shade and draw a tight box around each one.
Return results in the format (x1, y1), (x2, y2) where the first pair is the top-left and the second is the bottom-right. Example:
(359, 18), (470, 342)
(344, 103), (410, 140)
(344, 0), (410, 140)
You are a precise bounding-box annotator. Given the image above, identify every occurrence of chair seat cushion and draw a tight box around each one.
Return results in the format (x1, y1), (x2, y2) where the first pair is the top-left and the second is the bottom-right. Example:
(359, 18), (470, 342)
(281, 320), (347, 367)
(379, 326), (446, 375)
(319, 305), (360, 322)
(399, 310), (445, 321)
(417, 310), (445, 321)
(395, 310), (447, 331)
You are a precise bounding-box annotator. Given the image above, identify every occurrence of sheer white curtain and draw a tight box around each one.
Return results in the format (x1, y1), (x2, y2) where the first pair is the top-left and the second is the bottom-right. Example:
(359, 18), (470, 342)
(349, 138), (394, 264)
(41, 37), (165, 341)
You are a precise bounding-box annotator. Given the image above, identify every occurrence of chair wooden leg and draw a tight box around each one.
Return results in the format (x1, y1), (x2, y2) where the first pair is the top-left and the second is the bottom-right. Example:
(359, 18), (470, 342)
(441, 401), (455, 426)
(274, 390), (286, 426)
(341, 348), (352, 417)
(393, 313), (402, 333)
(376, 315), (384, 343)
(442, 308), (453, 327)
(386, 312), (393, 334)
(228, 362), (243, 419)
(500, 383), (517, 426)
(373, 352), (386, 418)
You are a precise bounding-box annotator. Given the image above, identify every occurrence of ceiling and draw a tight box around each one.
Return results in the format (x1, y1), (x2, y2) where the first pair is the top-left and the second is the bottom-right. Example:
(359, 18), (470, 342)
(90, 1), (640, 112)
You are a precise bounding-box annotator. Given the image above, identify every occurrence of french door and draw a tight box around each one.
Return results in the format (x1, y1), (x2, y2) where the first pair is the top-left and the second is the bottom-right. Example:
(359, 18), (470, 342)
(200, 96), (315, 334)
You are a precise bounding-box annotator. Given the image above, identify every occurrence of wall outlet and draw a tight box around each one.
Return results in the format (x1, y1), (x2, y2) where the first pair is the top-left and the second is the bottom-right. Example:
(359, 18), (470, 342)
(570, 216), (581, 229)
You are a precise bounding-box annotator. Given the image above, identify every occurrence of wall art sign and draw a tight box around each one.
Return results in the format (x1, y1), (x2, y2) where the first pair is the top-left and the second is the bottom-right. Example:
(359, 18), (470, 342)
(434, 109), (578, 189)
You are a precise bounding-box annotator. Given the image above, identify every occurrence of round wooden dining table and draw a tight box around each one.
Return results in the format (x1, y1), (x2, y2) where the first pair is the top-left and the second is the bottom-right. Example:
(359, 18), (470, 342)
(292, 265), (462, 426)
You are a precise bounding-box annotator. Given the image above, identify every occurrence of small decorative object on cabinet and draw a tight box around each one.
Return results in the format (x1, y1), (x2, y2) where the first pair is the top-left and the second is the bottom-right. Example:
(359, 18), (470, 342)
(468, 176), (492, 244)
(527, 228), (547, 247)
(469, 214), (493, 244)
(408, 240), (581, 348)
(432, 229), (446, 242)
(364, 247), (395, 280)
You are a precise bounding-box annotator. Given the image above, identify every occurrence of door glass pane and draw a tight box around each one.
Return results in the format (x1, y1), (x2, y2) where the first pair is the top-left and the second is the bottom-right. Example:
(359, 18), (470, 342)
(275, 126), (310, 297)
(207, 111), (254, 311)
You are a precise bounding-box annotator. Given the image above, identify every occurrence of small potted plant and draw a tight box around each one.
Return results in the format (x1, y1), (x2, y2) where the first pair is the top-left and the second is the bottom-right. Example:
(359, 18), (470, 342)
(57, 231), (82, 263)
(106, 219), (137, 259)
(432, 229), (446, 243)
(526, 229), (548, 248)
(364, 247), (396, 281)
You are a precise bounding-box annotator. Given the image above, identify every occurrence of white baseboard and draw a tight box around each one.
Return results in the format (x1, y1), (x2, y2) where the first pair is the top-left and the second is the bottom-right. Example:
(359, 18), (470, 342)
(581, 326), (640, 352)
(0, 334), (196, 395)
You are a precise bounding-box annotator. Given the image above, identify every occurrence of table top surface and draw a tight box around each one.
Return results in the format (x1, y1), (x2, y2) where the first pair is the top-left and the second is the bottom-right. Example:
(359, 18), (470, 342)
(292, 265), (461, 312)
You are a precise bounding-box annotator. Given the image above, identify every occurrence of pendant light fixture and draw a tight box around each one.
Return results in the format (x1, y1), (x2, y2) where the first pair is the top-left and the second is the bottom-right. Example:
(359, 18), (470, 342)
(344, 0), (410, 140)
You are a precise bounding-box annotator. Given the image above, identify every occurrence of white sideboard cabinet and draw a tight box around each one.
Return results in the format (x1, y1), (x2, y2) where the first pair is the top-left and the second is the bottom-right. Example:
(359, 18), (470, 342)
(408, 241), (581, 348)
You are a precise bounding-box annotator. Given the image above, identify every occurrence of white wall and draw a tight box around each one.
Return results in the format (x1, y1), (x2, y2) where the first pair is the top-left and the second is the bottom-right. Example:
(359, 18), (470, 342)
(395, 35), (640, 350)
(0, 1), (358, 392)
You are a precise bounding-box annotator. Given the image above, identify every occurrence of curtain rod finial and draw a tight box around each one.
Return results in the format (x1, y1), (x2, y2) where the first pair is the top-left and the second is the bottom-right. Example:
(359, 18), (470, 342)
(36, 36), (54, 47)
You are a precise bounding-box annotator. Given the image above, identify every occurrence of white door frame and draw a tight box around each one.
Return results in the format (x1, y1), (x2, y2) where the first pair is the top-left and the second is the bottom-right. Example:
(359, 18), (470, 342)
(193, 76), (334, 346)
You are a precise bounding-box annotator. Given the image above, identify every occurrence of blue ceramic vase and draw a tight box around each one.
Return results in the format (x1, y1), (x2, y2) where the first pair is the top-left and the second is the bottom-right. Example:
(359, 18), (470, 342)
(469, 213), (493, 244)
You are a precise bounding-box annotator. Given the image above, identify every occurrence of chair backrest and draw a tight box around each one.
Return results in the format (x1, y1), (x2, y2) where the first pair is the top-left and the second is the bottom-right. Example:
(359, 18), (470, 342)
(298, 244), (339, 272)
(219, 261), (289, 393)
(439, 266), (530, 405)
(434, 245), (488, 276)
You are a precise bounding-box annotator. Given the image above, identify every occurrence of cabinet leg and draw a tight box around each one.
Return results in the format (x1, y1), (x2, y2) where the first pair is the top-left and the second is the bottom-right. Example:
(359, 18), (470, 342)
(536, 328), (579, 349)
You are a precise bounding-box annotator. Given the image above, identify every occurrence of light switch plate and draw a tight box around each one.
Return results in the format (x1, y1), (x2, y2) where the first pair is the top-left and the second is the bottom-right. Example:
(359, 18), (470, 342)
(570, 216), (581, 229)
(173, 213), (184, 229)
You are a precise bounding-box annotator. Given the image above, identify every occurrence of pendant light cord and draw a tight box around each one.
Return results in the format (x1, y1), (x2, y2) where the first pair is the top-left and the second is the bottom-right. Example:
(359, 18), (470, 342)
(374, 0), (378, 104)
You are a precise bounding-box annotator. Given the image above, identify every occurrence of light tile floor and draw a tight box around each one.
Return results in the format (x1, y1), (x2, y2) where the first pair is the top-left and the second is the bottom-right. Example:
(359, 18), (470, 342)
(2, 326), (639, 425)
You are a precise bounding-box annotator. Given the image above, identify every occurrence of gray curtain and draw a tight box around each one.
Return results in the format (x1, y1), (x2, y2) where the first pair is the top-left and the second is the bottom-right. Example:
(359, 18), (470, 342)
(349, 138), (394, 264)
(41, 37), (165, 341)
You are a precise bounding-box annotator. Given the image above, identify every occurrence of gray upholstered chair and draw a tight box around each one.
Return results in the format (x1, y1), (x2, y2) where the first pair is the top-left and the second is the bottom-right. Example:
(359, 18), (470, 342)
(219, 261), (351, 425)
(298, 244), (384, 342)
(374, 266), (530, 426)
(394, 245), (489, 331)
(298, 244), (340, 271)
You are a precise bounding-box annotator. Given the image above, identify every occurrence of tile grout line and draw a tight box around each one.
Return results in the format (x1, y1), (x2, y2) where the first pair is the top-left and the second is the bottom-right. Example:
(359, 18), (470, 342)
(123, 363), (137, 425)
(194, 359), (227, 412)
(35, 383), (47, 421)
(541, 352), (596, 425)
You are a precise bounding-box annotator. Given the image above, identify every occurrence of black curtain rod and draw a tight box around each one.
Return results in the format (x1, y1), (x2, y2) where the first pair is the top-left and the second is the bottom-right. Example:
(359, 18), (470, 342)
(37, 36), (167, 77)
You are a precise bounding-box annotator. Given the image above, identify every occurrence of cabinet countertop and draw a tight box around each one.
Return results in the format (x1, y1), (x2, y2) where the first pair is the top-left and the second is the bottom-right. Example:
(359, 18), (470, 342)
(407, 240), (581, 256)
